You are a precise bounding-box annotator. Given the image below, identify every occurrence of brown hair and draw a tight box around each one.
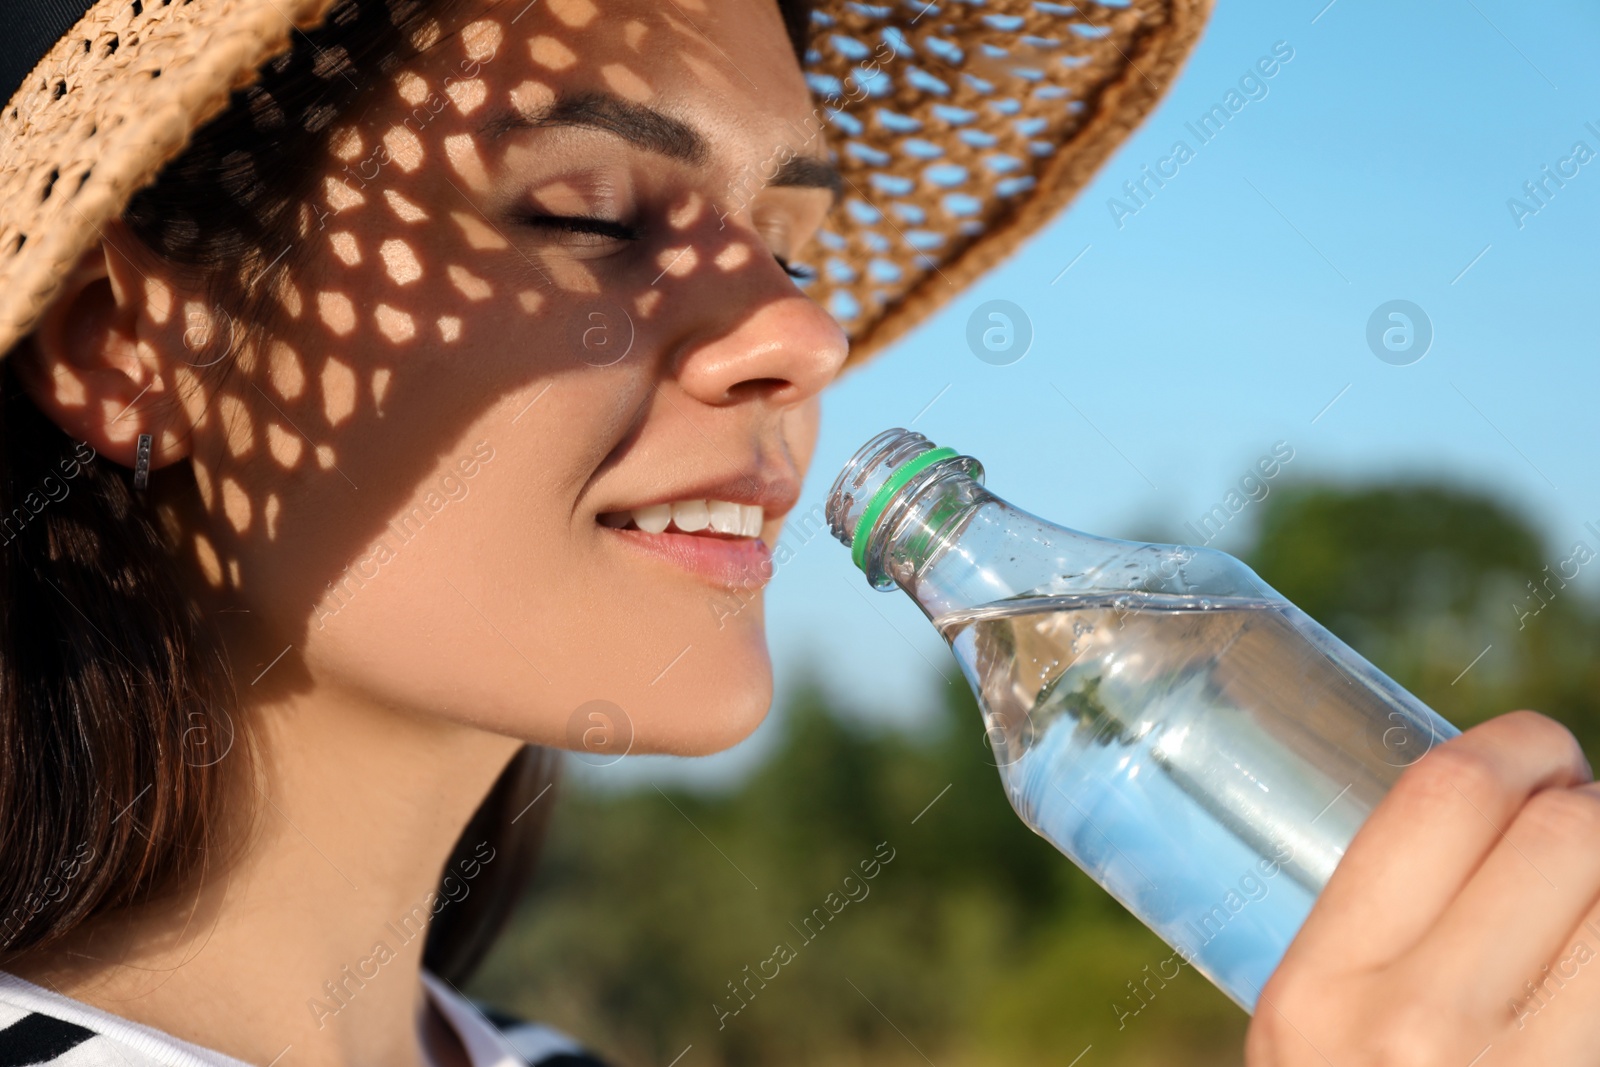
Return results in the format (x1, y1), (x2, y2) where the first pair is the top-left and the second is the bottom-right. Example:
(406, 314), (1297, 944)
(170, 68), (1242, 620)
(0, 0), (814, 983)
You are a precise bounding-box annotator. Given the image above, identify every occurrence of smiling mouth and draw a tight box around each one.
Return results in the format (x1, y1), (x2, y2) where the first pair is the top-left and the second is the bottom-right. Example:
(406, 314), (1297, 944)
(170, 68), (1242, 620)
(598, 498), (766, 538)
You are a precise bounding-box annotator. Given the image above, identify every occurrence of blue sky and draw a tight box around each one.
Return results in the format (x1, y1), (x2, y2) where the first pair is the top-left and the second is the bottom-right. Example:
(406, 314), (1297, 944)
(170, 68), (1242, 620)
(594, 0), (1600, 788)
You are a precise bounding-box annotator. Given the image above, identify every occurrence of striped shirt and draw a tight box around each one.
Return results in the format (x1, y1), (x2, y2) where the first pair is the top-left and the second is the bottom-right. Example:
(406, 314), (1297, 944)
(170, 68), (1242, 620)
(0, 971), (610, 1067)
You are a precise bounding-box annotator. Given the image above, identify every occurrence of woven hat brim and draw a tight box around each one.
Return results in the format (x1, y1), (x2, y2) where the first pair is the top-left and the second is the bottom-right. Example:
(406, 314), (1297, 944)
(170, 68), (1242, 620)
(813, 0), (1211, 367)
(0, 0), (1212, 369)
(0, 0), (339, 359)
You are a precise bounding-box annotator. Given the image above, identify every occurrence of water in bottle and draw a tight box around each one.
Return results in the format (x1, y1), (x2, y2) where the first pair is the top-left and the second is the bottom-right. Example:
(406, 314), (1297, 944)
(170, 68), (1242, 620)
(825, 429), (1457, 1010)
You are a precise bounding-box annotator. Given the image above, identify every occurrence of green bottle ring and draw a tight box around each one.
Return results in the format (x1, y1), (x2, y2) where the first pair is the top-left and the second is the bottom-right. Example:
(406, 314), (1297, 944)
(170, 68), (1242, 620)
(850, 447), (958, 574)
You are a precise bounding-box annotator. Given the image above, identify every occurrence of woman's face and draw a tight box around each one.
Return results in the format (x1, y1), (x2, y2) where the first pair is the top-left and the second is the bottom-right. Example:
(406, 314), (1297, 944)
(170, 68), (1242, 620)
(139, 0), (846, 755)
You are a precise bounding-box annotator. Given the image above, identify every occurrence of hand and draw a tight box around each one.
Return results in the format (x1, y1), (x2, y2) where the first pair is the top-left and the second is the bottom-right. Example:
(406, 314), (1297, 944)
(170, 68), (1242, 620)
(1246, 711), (1600, 1065)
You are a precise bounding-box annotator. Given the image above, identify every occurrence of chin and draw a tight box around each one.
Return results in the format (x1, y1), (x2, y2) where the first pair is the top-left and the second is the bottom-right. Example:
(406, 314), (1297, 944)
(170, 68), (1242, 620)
(632, 651), (775, 757)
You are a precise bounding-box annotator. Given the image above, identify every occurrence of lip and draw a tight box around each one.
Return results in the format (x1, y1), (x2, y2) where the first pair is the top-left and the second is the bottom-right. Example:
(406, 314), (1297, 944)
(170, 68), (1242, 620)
(602, 525), (775, 589)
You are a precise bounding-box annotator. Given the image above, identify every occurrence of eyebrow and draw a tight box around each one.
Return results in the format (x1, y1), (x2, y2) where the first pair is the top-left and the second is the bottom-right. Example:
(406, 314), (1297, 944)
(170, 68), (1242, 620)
(477, 91), (843, 200)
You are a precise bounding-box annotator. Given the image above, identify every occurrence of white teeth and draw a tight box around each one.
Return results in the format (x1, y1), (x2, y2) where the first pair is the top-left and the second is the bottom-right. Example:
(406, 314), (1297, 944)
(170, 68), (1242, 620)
(633, 503), (672, 534)
(706, 499), (742, 535)
(671, 499), (710, 533)
(605, 498), (767, 536)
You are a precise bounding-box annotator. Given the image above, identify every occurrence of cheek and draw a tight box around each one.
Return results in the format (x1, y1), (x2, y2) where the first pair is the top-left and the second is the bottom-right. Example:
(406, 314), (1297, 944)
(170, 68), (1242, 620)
(298, 524), (777, 756)
(271, 393), (776, 759)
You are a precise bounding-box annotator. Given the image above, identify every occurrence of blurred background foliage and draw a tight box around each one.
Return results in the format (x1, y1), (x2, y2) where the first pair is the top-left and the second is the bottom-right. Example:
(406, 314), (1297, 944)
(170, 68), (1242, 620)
(470, 479), (1600, 1066)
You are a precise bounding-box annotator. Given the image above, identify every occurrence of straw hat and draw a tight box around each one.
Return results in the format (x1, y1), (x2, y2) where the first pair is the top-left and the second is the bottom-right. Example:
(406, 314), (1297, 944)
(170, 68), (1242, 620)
(0, 0), (1209, 370)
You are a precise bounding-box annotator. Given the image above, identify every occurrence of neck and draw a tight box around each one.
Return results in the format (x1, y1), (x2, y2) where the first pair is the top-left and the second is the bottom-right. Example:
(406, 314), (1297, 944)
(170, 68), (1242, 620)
(10, 674), (520, 1067)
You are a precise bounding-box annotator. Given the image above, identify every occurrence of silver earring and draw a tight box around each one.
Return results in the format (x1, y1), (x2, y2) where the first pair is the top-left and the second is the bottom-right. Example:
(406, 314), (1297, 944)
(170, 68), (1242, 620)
(133, 433), (152, 491)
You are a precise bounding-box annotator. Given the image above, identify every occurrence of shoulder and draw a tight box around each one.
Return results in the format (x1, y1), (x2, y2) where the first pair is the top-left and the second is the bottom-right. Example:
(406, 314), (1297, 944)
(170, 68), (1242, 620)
(476, 1004), (615, 1067)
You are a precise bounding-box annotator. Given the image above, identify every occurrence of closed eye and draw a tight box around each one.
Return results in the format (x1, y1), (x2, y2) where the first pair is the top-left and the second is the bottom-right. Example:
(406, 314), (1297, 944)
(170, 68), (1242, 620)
(517, 214), (642, 242)
(519, 214), (815, 282)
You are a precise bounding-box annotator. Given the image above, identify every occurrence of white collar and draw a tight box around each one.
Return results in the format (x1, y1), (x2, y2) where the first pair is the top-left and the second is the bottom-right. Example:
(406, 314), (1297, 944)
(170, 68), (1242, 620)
(0, 968), (525, 1067)
(420, 971), (537, 1067)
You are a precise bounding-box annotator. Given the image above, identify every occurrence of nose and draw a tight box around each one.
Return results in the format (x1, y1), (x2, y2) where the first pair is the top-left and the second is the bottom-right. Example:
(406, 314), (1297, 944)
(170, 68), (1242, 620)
(669, 259), (850, 408)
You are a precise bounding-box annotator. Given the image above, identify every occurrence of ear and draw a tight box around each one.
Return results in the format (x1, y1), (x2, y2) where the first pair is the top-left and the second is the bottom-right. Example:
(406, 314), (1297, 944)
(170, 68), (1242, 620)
(14, 218), (197, 472)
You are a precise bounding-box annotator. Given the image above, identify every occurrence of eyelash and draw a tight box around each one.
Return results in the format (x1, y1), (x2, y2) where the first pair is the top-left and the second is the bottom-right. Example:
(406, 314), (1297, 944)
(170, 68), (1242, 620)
(519, 214), (815, 280)
(775, 257), (816, 282)
(519, 214), (642, 242)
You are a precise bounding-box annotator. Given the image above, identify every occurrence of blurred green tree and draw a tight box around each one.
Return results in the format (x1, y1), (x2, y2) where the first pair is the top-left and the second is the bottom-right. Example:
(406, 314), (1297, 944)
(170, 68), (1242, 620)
(1247, 482), (1600, 751)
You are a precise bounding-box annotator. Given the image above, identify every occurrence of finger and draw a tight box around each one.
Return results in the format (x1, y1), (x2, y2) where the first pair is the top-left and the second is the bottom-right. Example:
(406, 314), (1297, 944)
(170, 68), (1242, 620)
(1284, 711), (1590, 973)
(1495, 897), (1600, 1061)
(1409, 780), (1600, 1015)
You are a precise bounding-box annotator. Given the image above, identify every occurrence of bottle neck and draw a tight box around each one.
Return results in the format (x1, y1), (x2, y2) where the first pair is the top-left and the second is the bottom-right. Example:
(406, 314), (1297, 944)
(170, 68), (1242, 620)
(875, 468), (1022, 621)
(827, 429), (1012, 620)
(845, 456), (1096, 622)
(829, 429), (1276, 625)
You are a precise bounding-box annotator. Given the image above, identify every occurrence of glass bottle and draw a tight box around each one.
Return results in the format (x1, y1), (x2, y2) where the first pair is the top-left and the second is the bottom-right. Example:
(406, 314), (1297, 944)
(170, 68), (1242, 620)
(825, 428), (1458, 1011)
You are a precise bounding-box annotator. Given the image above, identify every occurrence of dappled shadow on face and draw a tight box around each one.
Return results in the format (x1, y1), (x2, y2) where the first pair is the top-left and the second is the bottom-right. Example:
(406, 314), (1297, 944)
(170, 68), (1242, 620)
(135, 0), (836, 710)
